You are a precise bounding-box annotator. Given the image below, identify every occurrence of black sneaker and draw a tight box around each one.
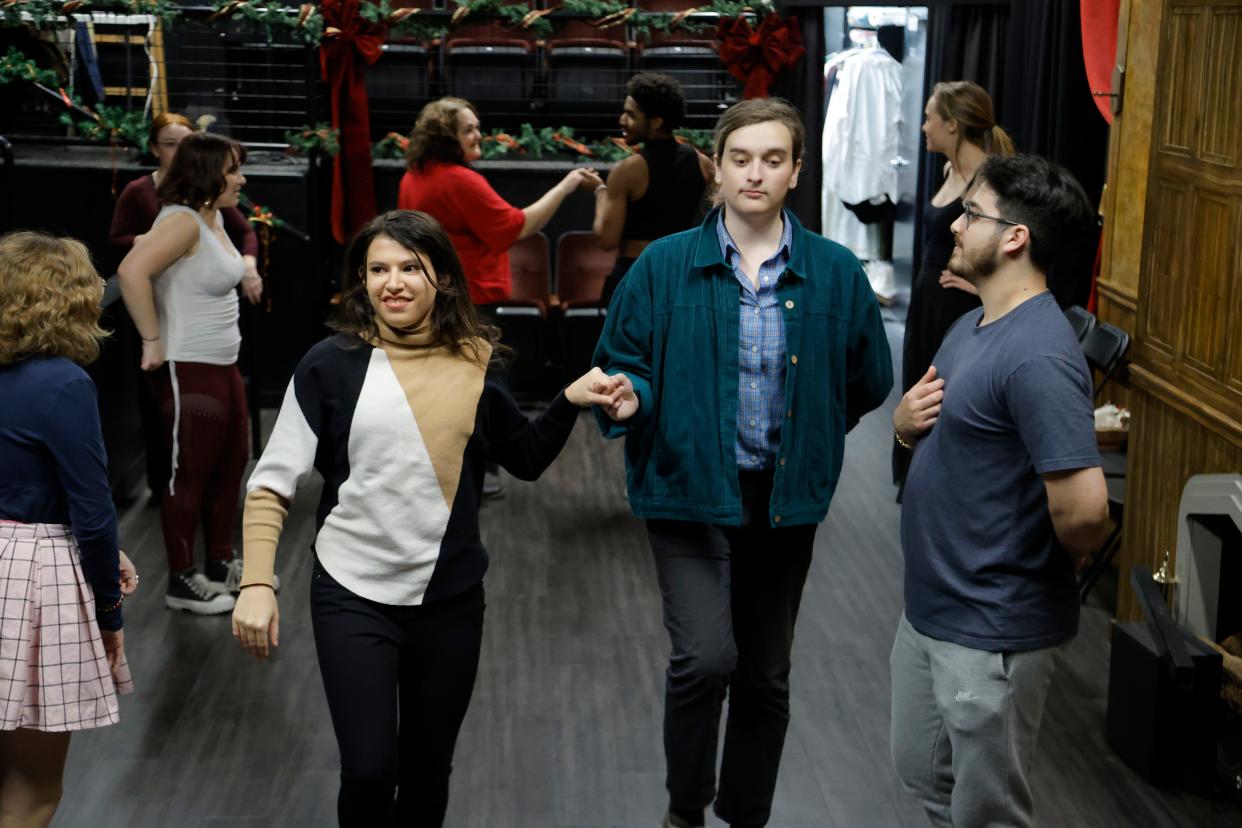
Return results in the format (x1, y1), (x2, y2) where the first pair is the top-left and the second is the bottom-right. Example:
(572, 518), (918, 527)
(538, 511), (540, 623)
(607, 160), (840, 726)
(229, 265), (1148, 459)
(165, 569), (236, 614)
(204, 557), (281, 596)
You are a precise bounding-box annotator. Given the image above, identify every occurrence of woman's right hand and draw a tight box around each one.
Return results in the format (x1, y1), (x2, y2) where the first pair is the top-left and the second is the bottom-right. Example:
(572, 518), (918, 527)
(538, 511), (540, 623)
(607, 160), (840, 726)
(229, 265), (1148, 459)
(232, 585), (280, 660)
(140, 337), (166, 372)
(100, 628), (126, 674)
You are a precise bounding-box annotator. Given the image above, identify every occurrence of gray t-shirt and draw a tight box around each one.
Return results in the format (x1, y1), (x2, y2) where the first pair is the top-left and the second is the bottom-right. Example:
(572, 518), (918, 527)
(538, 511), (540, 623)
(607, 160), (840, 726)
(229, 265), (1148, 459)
(902, 291), (1100, 652)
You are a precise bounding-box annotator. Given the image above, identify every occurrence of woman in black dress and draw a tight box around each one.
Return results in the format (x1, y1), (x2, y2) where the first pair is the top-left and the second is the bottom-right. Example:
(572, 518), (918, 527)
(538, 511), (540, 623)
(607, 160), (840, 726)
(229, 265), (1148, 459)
(896, 81), (1014, 489)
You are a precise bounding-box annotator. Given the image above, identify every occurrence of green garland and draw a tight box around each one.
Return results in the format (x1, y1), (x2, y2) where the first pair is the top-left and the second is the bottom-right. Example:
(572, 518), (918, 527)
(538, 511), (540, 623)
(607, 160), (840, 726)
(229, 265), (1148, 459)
(0, 45), (62, 86)
(209, 0), (322, 45)
(476, 123), (710, 163)
(59, 103), (149, 147)
(1, 0), (180, 29)
(372, 130), (409, 160)
(558, 0), (627, 17)
(452, 0), (552, 38)
(3, 0), (765, 46)
(673, 127), (712, 154)
(285, 122), (340, 156)
(360, 0), (448, 44)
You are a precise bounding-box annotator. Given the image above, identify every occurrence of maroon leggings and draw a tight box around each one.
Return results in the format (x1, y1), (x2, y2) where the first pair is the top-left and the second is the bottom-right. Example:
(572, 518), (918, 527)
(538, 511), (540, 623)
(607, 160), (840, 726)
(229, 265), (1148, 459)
(150, 362), (249, 573)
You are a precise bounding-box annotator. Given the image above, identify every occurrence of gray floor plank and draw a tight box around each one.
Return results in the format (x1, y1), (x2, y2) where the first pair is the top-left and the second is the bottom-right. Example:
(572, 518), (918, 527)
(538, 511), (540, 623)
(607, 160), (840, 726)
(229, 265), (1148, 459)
(52, 314), (1242, 827)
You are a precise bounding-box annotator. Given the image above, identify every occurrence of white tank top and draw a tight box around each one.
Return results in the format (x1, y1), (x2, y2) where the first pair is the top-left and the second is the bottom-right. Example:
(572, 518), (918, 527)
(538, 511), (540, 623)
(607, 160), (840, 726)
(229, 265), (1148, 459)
(151, 204), (244, 365)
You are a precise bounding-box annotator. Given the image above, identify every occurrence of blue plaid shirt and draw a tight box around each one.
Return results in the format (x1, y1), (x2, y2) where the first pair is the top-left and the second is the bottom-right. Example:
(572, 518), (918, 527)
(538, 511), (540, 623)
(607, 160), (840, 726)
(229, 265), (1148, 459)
(718, 211), (792, 471)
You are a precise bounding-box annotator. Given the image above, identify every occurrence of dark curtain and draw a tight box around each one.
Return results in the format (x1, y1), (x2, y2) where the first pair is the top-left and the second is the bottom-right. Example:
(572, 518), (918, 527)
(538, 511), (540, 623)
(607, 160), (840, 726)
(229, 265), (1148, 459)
(914, 4), (1010, 293)
(918, 0), (1106, 308)
(1000, 0), (1105, 307)
(771, 4), (826, 233)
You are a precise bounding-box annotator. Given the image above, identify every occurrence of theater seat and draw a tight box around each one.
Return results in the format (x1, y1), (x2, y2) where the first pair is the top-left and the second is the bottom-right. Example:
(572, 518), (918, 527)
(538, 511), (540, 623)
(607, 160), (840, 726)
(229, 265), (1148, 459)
(444, 38), (535, 104)
(556, 231), (617, 379)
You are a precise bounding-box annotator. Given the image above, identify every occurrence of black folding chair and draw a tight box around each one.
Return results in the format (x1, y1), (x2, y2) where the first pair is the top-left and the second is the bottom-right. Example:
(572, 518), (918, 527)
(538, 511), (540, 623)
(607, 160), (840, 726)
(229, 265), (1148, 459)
(1077, 320), (1131, 602)
(1064, 304), (1096, 343)
(1082, 320), (1130, 403)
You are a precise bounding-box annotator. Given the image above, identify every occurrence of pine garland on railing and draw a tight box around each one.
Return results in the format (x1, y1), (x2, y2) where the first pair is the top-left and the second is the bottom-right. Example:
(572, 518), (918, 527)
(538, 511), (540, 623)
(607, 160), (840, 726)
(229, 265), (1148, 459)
(372, 130), (409, 160)
(450, 0), (552, 37)
(360, 0), (448, 44)
(0, 44), (61, 85)
(58, 102), (148, 147)
(285, 122), (340, 156)
(473, 123), (712, 163)
(209, 0), (322, 44)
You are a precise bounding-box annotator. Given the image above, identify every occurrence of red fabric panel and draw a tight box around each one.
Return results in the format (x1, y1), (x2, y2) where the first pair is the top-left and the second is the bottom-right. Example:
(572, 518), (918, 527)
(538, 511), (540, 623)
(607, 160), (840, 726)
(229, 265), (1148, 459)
(320, 0), (383, 243)
(1080, 0), (1120, 124)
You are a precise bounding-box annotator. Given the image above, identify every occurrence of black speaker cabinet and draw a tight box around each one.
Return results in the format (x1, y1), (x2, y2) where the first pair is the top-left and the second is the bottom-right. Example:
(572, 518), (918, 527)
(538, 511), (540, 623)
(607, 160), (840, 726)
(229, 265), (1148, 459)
(1106, 621), (1222, 794)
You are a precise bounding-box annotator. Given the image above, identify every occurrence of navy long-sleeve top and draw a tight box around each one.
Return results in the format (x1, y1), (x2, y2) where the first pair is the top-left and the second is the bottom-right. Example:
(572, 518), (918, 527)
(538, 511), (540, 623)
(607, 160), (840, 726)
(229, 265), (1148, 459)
(0, 357), (123, 630)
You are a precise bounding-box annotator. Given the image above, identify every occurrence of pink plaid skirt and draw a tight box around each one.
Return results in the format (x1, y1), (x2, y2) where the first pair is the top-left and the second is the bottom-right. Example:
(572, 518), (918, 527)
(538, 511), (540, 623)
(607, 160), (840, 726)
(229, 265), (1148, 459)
(0, 521), (134, 732)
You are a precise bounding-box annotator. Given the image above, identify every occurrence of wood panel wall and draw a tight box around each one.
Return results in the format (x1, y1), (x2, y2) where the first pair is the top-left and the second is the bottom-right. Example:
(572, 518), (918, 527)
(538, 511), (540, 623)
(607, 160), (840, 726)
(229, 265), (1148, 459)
(1114, 0), (1242, 621)
(1097, 0), (1164, 410)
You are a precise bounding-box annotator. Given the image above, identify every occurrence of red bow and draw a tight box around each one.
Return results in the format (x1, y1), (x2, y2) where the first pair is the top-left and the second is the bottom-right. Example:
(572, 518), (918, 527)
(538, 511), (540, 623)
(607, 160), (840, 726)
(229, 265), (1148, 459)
(319, 0), (384, 243)
(715, 13), (806, 100)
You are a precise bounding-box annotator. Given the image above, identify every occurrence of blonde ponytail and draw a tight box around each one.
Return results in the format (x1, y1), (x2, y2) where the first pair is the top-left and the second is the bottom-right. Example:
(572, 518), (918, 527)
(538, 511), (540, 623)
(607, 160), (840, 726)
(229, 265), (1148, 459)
(988, 124), (1015, 156)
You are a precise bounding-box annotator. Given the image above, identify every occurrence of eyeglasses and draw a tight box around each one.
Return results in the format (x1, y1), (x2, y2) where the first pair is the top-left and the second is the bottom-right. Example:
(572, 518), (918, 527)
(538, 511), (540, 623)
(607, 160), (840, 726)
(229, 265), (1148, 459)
(961, 202), (1020, 229)
(154, 140), (182, 149)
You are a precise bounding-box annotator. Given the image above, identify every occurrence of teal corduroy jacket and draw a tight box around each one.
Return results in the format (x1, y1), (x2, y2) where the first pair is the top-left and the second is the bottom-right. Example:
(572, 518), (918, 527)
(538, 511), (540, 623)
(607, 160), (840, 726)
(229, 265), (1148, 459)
(592, 208), (894, 527)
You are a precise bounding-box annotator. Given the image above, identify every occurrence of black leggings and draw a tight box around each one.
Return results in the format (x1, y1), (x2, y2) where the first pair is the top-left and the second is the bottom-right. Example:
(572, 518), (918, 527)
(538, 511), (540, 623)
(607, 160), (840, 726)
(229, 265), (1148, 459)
(311, 559), (485, 827)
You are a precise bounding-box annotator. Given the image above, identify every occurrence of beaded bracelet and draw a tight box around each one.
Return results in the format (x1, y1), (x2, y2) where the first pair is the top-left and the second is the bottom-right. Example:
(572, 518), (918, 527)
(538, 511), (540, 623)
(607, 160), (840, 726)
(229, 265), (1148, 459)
(894, 429), (915, 450)
(97, 596), (123, 614)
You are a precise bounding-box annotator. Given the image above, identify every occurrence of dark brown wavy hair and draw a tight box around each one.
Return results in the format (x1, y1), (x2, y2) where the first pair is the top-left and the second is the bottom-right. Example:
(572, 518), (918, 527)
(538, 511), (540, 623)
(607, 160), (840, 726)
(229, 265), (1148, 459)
(0, 231), (108, 366)
(155, 132), (247, 208)
(406, 97), (477, 170)
(329, 210), (509, 367)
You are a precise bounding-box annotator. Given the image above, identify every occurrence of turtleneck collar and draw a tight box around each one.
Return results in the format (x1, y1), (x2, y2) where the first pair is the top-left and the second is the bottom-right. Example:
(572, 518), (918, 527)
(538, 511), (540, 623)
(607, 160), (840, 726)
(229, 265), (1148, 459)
(373, 317), (437, 350)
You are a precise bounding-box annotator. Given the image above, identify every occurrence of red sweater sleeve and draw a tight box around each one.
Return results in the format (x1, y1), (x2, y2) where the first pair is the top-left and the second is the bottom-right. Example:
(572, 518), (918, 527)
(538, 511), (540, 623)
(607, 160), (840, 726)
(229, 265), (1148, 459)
(448, 167), (526, 254)
(222, 206), (259, 257)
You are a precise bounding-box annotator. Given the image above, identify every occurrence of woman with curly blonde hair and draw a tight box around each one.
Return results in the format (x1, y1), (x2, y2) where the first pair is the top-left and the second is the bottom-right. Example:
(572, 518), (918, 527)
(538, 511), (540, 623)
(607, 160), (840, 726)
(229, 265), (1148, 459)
(0, 231), (137, 828)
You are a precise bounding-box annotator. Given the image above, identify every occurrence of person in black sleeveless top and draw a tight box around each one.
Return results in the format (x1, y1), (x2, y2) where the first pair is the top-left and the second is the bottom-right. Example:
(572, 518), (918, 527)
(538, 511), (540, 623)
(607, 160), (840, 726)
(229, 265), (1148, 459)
(592, 73), (714, 308)
(896, 81), (1015, 491)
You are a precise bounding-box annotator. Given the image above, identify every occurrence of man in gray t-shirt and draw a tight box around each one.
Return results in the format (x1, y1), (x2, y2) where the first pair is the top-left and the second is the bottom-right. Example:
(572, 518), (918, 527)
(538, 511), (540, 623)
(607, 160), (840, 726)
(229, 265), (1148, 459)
(890, 155), (1109, 828)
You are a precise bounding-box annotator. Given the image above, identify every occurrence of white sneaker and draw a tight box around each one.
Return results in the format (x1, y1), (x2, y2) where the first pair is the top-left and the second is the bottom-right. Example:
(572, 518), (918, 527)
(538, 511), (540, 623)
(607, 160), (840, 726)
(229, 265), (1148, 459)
(204, 557), (280, 595)
(165, 570), (236, 615)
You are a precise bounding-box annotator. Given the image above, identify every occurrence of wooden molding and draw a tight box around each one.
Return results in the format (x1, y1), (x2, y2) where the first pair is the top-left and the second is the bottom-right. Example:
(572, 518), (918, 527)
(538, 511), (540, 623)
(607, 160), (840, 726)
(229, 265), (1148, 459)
(1130, 363), (1242, 446)
(1096, 279), (1139, 310)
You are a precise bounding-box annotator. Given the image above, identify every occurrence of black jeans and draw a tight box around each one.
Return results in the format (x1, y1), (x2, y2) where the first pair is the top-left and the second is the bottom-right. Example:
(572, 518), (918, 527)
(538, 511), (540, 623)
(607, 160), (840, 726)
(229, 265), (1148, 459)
(311, 559), (485, 827)
(648, 471), (816, 826)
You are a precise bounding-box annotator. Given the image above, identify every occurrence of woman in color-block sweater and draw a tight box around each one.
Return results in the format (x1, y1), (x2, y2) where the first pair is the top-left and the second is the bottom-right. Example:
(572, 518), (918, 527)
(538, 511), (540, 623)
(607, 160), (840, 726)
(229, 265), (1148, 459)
(230, 210), (618, 827)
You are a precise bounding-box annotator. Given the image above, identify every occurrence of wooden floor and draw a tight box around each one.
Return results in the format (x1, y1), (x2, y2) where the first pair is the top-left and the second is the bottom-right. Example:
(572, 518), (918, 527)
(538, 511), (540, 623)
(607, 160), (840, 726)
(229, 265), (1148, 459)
(54, 311), (1242, 827)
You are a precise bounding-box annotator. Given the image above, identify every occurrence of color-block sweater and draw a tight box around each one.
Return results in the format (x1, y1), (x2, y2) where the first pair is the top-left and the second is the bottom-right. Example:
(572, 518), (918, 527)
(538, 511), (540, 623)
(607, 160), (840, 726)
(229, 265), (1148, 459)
(241, 331), (578, 605)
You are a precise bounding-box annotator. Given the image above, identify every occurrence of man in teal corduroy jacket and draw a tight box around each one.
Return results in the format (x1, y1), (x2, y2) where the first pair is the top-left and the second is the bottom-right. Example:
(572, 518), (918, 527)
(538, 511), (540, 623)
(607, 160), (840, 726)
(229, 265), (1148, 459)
(592, 99), (893, 828)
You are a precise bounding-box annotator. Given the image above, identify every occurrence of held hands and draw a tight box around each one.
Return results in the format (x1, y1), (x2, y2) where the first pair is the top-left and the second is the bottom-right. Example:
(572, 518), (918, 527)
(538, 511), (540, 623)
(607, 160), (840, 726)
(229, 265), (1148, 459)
(140, 337), (166, 372)
(939, 269), (978, 295)
(564, 167), (604, 194)
(564, 367), (639, 421)
(894, 365), (945, 445)
(232, 585), (280, 661)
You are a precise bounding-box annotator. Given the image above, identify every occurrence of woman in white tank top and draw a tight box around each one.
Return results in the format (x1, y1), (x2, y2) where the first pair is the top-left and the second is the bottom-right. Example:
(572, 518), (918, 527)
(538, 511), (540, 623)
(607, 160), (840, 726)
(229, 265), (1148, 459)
(118, 133), (276, 616)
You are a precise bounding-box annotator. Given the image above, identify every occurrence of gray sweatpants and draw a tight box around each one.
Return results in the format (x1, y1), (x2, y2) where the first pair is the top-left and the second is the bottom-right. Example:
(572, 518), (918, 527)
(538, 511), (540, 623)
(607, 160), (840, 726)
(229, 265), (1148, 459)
(889, 613), (1062, 828)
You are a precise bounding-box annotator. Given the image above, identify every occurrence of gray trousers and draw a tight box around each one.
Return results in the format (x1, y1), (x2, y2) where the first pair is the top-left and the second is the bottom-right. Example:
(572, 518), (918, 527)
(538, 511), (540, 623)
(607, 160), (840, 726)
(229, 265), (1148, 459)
(889, 613), (1061, 828)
